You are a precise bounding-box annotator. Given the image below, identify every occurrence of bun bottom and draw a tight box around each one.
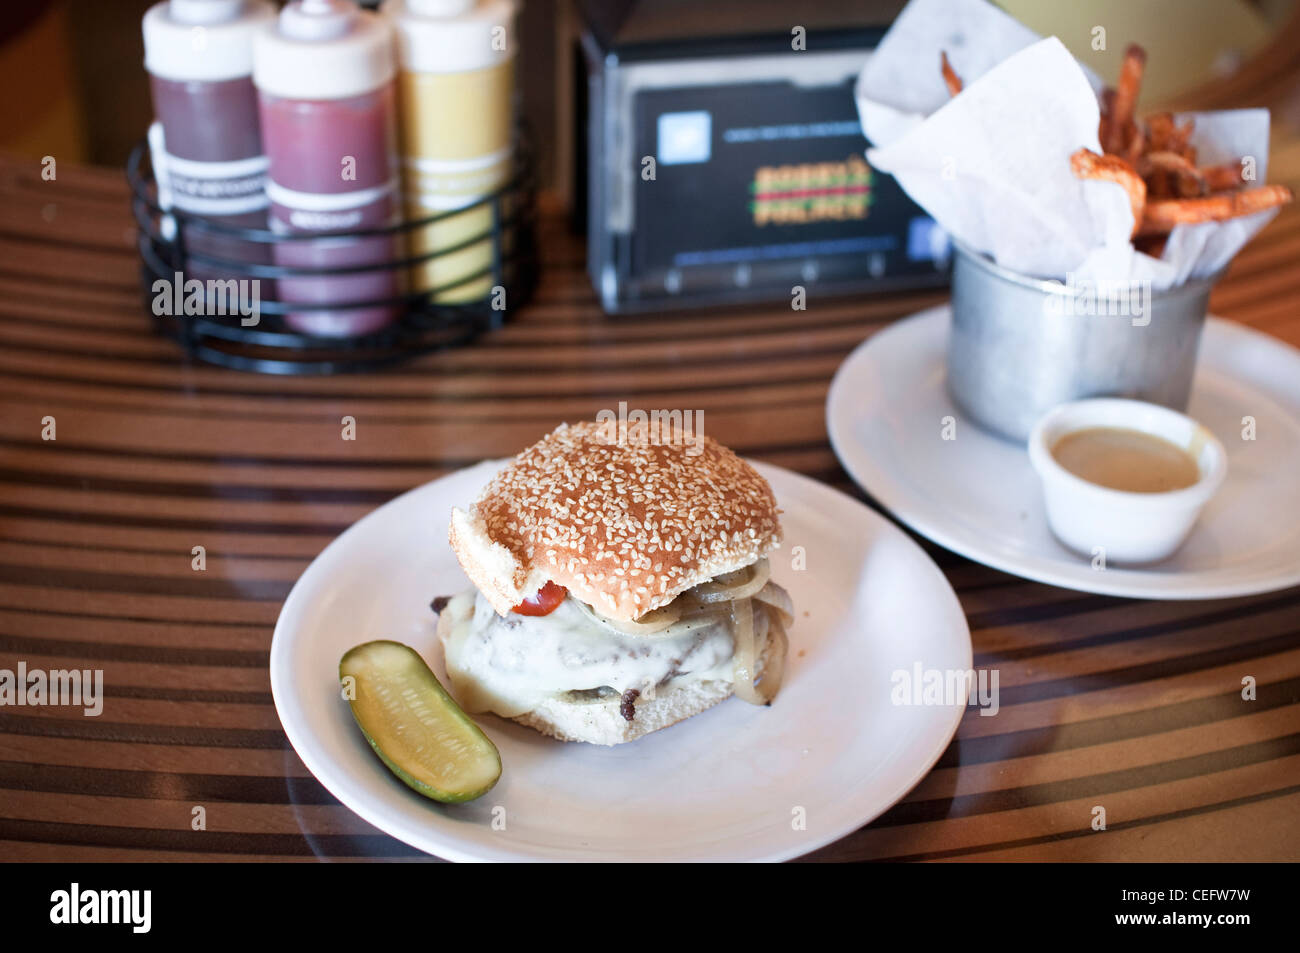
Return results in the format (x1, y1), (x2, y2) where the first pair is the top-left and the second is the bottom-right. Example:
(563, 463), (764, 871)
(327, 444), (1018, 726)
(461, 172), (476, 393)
(510, 631), (778, 746)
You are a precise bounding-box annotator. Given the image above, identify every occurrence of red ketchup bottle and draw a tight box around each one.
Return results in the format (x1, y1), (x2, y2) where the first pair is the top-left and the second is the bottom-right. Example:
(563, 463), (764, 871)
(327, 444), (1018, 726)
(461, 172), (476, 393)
(253, 0), (402, 337)
(142, 0), (276, 281)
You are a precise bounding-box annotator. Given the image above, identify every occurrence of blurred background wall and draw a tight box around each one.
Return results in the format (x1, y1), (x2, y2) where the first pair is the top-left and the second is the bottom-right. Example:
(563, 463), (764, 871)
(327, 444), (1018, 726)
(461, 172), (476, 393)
(1004, 0), (1289, 101)
(0, 3), (87, 161)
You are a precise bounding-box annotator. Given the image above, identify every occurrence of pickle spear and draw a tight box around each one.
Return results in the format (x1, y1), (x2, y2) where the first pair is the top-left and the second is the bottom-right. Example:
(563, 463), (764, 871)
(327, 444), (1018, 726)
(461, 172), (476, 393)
(339, 640), (501, 803)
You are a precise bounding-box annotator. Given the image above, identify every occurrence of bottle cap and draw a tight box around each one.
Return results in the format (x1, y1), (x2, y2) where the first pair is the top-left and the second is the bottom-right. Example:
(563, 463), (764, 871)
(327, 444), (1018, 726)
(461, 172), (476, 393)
(254, 0), (396, 100)
(382, 0), (517, 74)
(143, 0), (276, 83)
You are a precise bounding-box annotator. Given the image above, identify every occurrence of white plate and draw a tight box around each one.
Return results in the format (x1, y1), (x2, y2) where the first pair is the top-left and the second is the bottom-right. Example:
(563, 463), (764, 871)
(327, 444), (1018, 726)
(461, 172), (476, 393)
(271, 460), (971, 862)
(827, 305), (1300, 599)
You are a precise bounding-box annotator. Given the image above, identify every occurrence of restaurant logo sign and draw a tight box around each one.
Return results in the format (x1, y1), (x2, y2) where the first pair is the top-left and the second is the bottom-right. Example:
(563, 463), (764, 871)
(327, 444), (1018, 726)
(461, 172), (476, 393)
(0, 662), (103, 716)
(749, 154), (873, 226)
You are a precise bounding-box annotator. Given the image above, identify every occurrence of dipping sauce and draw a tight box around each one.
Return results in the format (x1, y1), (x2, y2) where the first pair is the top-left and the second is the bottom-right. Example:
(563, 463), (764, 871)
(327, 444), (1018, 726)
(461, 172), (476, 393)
(1051, 426), (1201, 493)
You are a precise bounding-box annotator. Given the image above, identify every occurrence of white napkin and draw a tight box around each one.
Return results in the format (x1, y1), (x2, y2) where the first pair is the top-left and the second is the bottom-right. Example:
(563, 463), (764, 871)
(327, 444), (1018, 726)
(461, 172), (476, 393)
(855, 0), (1277, 289)
(1160, 109), (1276, 285)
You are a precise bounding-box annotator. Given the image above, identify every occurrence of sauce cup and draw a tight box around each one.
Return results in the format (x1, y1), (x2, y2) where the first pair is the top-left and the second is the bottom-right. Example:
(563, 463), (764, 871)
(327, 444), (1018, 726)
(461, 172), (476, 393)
(1028, 398), (1227, 564)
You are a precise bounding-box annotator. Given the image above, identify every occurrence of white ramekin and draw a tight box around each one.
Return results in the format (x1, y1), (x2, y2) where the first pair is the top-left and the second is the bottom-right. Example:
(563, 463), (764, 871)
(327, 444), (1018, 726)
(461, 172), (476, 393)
(1027, 398), (1228, 565)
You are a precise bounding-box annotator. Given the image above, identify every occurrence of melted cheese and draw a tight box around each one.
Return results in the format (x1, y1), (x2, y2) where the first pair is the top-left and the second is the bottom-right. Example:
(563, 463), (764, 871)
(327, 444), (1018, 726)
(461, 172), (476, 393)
(439, 590), (749, 718)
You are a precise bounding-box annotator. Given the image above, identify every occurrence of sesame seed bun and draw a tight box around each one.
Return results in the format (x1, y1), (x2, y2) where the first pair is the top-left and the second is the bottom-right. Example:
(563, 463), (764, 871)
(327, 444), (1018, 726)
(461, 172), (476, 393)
(449, 421), (782, 621)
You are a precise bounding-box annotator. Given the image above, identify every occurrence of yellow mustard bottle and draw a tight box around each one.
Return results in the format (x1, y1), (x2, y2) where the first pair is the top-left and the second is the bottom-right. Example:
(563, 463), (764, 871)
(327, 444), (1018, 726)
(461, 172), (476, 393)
(383, 0), (518, 303)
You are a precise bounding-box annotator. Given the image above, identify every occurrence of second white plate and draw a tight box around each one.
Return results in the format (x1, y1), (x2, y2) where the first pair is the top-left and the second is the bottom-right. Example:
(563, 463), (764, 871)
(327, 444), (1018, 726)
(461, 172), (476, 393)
(827, 305), (1300, 600)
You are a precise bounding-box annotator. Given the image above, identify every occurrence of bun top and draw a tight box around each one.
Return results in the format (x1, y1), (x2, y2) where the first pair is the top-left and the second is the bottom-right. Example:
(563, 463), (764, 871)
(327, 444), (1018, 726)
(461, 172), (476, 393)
(449, 420), (782, 621)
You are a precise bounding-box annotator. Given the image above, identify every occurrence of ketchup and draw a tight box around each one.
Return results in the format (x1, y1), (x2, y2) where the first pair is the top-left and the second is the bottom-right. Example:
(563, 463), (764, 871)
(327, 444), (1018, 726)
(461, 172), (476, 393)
(512, 581), (567, 616)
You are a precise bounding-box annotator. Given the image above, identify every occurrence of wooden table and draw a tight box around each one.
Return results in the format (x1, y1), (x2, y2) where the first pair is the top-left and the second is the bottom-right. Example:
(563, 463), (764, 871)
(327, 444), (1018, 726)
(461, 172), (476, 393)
(1, 147), (1297, 862)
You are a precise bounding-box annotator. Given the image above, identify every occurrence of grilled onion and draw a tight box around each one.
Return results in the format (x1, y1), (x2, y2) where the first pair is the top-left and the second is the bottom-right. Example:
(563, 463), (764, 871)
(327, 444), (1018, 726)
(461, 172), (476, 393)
(572, 597), (682, 635)
(729, 597), (765, 705)
(571, 596), (730, 638)
(752, 579), (794, 627)
(729, 598), (788, 705)
(688, 558), (771, 604)
(757, 609), (788, 703)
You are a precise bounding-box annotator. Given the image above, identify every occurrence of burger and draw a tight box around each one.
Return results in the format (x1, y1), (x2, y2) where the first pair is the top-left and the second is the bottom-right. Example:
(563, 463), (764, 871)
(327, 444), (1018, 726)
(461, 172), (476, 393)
(435, 420), (792, 746)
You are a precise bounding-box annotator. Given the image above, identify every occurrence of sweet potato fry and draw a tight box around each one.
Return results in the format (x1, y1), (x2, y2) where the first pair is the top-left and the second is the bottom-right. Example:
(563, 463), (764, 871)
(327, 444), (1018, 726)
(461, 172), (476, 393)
(1107, 44), (1147, 154)
(1201, 161), (1246, 192)
(1071, 148), (1147, 236)
(1124, 122), (1146, 167)
(1168, 119), (1195, 159)
(1147, 168), (1173, 199)
(1098, 87), (1116, 148)
(1145, 112), (1173, 152)
(940, 51), (962, 97)
(1138, 151), (1206, 198)
(1137, 184), (1293, 235)
(1077, 44), (1288, 248)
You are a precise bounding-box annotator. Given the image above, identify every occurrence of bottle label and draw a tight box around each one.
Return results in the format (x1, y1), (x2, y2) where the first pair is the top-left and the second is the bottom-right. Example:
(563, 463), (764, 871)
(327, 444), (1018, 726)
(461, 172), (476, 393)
(148, 122), (269, 216)
(266, 179), (400, 233)
(403, 149), (512, 211)
(396, 61), (514, 212)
